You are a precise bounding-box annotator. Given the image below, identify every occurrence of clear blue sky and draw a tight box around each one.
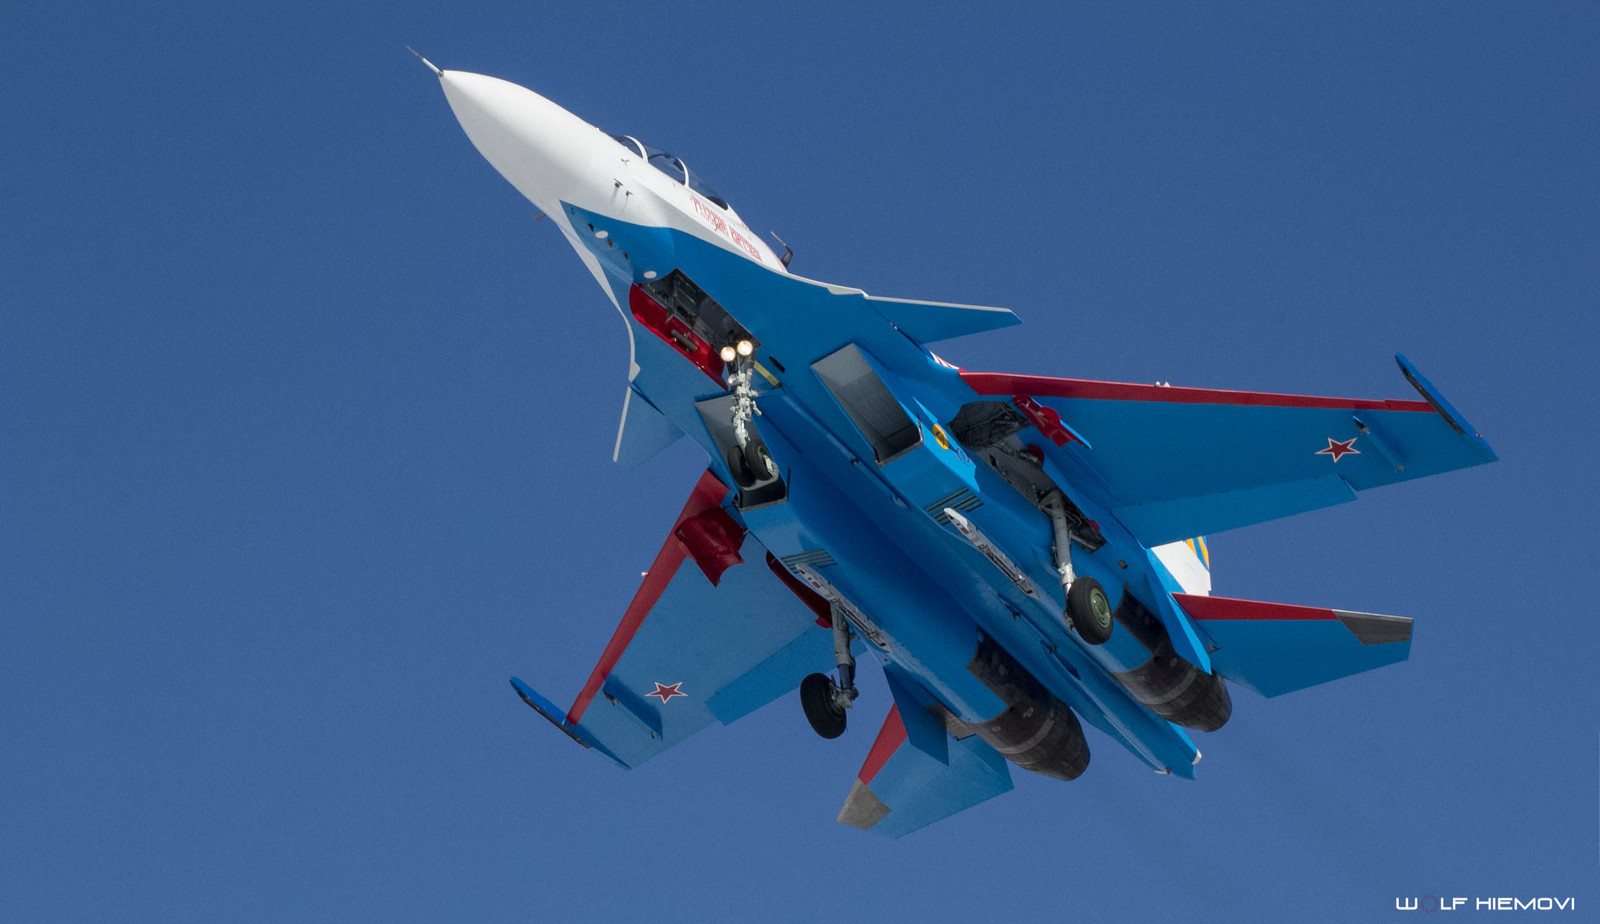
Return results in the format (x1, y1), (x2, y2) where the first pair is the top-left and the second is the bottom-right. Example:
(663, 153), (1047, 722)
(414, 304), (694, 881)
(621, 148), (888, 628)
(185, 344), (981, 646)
(3, 3), (1596, 921)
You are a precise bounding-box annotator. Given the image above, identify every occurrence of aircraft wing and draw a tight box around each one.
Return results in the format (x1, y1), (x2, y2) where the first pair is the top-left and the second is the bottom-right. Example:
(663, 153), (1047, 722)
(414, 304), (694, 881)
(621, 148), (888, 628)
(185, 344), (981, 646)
(961, 355), (1496, 546)
(510, 470), (837, 769)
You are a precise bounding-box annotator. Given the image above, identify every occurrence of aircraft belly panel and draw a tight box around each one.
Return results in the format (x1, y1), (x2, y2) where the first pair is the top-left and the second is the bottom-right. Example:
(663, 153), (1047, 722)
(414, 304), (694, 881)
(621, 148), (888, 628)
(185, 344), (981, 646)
(750, 392), (1199, 773)
(732, 435), (1007, 721)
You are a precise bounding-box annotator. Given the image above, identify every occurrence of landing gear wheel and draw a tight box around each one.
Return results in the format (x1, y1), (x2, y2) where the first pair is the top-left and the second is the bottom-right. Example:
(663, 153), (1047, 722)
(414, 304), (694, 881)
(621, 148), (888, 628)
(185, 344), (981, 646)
(800, 672), (847, 739)
(725, 444), (757, 489)
(743, 442), (778, 481)
(1066, 577), (1114, 645)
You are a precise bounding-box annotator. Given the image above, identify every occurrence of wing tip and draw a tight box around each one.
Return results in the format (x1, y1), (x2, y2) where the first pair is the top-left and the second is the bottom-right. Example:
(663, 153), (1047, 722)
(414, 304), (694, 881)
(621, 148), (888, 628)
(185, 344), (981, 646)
(1394, 353), (1497, 461)
(509, 677), (593, 749)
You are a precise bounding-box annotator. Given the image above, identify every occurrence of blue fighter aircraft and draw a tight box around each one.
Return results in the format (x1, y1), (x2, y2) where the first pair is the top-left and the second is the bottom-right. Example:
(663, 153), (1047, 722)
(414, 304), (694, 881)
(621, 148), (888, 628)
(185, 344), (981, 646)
(420, 59), (1497, 837)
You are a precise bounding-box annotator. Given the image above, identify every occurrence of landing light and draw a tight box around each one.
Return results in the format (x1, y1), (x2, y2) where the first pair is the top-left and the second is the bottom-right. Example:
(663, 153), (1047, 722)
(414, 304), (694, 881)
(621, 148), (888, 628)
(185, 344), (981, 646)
(736, 339), (754, 357)
(719, 346), (738, 363)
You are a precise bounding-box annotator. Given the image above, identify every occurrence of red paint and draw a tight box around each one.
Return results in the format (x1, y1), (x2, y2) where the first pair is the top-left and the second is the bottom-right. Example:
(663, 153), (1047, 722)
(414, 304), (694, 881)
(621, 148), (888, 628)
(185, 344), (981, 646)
(1012, 394), (1079, 446)
(858, 705), (908, 785)
(567, 470), (732, 724)
(764, 552), (833, 628)
(962, 372), (1434, 413)
(1315, 437), (1361, 462)
(644, 681), (687, 704)
(675, 505), (745, 586)
(1175, 594), (1337, 622)
(628, 285), (726, 385)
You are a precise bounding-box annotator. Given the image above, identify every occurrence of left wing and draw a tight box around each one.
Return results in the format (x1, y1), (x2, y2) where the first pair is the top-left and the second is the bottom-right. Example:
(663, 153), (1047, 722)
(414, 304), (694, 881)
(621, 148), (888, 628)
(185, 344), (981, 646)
(511, 470), (837, 768)
(962, 354), (1495, 545)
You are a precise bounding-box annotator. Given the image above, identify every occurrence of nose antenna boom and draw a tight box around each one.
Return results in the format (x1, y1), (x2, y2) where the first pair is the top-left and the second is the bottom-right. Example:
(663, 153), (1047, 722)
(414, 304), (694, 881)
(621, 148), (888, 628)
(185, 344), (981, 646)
(407, 46), (442, 77)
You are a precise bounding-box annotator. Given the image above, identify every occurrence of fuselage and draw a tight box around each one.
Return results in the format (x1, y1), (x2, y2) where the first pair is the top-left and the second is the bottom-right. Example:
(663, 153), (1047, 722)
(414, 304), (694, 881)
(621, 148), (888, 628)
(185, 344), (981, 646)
(438, 69), (1220, 777)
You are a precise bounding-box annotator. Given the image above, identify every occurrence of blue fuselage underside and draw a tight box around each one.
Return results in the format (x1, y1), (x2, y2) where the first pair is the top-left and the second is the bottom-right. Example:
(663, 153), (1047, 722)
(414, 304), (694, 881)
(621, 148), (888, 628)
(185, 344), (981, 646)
(572, 205), (1202, 776)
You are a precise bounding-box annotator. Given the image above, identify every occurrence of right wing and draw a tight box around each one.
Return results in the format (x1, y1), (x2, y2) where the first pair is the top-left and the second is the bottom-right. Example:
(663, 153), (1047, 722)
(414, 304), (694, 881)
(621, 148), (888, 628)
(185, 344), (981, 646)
(960, 354), (1496, 545)
(511, 469), (837, 768)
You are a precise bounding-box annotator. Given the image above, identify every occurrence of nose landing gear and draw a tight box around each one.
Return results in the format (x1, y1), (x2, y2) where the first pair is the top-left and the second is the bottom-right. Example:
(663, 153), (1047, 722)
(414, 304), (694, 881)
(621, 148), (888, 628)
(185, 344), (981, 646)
(723, 350), (780, 489)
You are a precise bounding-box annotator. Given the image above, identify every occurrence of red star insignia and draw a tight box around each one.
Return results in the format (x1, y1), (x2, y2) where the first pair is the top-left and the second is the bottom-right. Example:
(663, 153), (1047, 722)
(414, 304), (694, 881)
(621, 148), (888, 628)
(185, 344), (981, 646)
(1316, 437), (1360, 462)
(645, 681), (686, 704)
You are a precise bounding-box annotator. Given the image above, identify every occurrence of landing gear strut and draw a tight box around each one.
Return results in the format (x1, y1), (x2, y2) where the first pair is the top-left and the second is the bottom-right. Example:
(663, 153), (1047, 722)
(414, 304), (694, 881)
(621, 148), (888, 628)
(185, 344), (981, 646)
(723, 347), (778, 489)
(800, 604), (858, 739)
(1044, 489), (1112, 645)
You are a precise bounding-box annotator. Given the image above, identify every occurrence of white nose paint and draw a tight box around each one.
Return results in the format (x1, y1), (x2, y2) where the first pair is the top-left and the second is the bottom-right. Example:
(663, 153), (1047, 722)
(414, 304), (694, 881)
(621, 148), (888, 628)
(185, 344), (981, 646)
(439, 70), (611, 219)
(435, 69), (784, 276)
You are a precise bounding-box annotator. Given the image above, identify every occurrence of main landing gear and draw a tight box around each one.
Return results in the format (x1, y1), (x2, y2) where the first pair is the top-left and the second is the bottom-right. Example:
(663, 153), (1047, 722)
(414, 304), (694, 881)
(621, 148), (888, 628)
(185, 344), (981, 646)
(1045, 489), (1113, 645)
(1066, 577), (1113, 646)
(800, 604), (859, 739)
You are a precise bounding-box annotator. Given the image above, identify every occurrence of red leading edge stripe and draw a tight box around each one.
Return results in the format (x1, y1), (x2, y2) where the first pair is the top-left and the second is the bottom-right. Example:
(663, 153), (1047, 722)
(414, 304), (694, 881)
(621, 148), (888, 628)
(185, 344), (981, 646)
(1174, 594), (1338, 621)
(566, 469), (731, 724)
(858, 705), (908, 785)
(960, 372), (1434, 413)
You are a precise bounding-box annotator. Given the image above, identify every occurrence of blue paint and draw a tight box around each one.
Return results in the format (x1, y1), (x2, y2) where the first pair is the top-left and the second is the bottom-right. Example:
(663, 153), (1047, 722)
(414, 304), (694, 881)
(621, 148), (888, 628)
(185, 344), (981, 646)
(508, 161), (1494, 834)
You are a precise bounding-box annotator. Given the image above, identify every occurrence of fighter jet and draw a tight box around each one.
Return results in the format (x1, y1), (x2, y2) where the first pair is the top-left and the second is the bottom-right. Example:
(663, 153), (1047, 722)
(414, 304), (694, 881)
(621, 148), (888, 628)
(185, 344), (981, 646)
(420, 58), (1497, 837)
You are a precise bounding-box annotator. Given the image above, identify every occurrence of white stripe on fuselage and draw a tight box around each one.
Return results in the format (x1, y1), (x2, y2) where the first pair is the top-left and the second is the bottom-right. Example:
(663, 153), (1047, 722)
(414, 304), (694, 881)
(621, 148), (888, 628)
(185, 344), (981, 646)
(583, 139), (786, 273)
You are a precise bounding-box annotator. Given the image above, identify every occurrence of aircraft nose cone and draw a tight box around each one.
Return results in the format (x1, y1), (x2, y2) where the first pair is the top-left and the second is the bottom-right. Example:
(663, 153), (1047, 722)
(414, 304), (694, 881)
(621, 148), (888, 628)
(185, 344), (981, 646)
(438, 70), (603, 214)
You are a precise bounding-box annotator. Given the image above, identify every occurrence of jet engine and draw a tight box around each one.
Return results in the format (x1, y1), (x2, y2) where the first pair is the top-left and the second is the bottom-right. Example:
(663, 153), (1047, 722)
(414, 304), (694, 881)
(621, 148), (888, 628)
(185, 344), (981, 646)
(1108, 593), (1232, 732)
(964, 637), (1090, 781)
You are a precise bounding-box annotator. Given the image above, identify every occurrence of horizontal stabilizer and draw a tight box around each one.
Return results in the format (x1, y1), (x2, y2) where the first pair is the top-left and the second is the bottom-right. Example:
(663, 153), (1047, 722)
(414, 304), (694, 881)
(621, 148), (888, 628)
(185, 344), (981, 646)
(838, 669), (1013, 837)
(1175, 594), (1412, 697)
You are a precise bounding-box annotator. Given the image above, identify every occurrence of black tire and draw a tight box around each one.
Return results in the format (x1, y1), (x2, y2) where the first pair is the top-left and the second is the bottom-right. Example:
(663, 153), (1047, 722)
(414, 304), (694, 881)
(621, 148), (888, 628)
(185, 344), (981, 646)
(725, 443), (757, 489)
(743, 441), (779, 481)
(1066, 577), (1114, 645)
(799, 672), (846, 739)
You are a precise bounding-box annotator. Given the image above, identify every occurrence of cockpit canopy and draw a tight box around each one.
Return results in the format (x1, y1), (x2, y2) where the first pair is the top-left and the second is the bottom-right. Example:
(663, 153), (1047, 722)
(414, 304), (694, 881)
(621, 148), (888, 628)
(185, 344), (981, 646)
(611, 134), (730, 210)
